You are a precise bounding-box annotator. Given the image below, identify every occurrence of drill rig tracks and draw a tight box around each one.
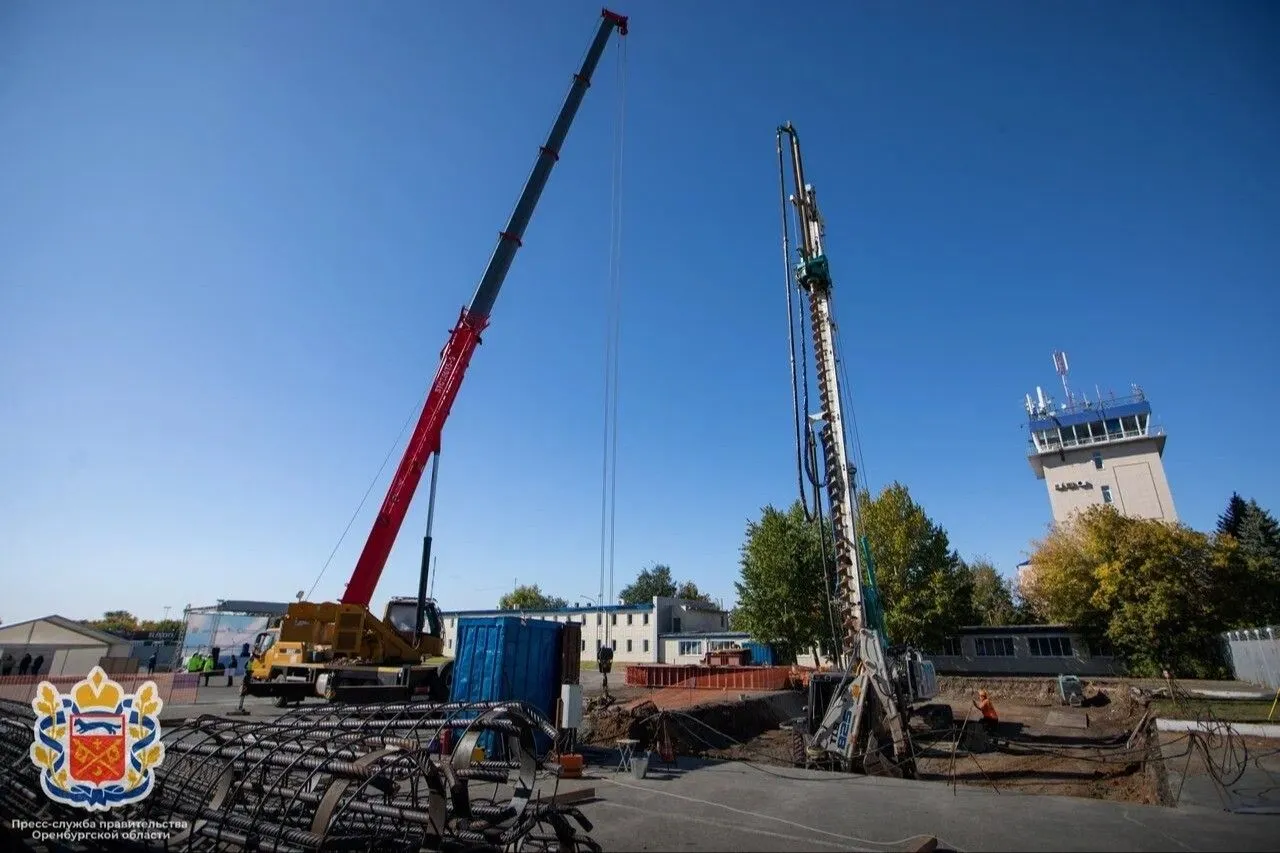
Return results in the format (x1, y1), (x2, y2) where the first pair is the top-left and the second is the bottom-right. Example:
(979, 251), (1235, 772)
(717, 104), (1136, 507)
(0, 698), (600, 853)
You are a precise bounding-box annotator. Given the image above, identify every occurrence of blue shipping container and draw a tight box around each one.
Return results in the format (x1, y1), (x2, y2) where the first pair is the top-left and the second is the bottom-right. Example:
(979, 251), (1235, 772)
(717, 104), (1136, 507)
(743, 641), (775, 666)
(449, 616), (563, 757)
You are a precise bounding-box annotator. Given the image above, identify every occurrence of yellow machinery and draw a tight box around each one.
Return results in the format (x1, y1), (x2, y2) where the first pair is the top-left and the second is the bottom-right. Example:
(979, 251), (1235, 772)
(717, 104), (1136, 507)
(244, 596), (450, 705)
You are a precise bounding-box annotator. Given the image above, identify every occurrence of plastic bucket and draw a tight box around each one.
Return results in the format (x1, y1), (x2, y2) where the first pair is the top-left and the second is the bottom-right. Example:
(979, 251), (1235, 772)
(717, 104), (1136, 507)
(630, 753), (649, 780)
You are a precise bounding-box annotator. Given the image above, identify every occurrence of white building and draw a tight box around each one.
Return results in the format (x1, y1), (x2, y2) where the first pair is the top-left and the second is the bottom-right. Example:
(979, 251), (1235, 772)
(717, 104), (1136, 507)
(440, 596), (729, 664)
(660, 631), (758, 664)
(1025, 364), (1177, 526)
(0, 615), (133, 677)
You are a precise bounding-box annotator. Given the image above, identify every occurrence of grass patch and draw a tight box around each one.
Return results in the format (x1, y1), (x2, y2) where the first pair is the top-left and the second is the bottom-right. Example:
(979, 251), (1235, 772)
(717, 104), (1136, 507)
(579, 660), (599, 671)
(1151, 698), (1277, 724)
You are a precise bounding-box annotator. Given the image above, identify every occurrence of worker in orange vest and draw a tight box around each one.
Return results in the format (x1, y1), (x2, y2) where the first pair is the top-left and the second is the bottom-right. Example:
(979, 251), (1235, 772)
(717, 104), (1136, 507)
(974, 690), (999, 735)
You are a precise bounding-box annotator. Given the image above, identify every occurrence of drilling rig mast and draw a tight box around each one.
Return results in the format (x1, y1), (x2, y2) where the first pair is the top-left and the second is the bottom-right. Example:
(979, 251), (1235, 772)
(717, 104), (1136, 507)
(777, 122), (937, 776)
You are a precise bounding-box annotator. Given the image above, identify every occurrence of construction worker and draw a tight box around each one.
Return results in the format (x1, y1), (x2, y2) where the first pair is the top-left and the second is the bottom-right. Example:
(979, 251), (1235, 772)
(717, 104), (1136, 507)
(974, 690), (999, 734)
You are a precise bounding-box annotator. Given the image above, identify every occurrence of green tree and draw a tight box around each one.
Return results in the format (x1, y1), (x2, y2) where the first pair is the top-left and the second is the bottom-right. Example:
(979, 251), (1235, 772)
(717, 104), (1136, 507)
(675, 581), (712, 603)
(497, 584), (567, 611)
(1215, 494), (1280, 627)
(83, 610), (140, 636)
(619, 563), (677, 605)
(734, 500), (836, 663)
(966, 557), (1017, 626)
(1217, 492), (1250, 539)
(857, 483), (977, 651)
(138, 619), (184, 635)
(1024, 505), (1233, 677)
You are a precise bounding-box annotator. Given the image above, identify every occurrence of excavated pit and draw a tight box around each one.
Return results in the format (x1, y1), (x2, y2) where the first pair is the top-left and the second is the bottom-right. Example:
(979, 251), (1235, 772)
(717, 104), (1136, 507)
(583, 679), (1167, 805)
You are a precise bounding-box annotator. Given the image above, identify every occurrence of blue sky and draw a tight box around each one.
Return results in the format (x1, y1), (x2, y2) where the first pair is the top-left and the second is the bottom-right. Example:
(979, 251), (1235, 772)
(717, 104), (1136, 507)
(2, 0), (1277, 625)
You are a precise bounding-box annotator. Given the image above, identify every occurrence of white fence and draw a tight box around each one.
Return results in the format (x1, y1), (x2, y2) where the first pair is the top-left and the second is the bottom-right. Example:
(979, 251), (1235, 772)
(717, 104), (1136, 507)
(1223, 625), (1280, 690)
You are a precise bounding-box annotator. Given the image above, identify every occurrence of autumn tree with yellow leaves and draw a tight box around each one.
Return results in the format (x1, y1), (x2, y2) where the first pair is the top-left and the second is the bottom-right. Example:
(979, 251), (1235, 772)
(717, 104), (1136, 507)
(1018, 504), (1247, 678)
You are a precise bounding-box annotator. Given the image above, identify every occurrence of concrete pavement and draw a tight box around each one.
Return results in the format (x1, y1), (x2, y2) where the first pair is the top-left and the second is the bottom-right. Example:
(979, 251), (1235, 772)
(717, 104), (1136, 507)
(560, 759), (1280, 852)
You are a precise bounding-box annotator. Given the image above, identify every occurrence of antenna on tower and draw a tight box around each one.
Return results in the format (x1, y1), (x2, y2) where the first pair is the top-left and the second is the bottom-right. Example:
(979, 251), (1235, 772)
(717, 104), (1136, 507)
(1052, 350), (1072, 409)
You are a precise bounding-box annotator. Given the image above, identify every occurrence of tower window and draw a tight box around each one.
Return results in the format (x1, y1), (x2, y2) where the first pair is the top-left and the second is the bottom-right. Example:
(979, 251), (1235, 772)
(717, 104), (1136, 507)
(1092, 451), (1103, 470)
(1101, 485), (1113, 504)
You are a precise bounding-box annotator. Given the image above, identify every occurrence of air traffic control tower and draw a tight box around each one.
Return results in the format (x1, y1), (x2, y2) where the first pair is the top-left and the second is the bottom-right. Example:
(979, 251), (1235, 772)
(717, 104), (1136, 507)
(1025, 351), (1177, 525)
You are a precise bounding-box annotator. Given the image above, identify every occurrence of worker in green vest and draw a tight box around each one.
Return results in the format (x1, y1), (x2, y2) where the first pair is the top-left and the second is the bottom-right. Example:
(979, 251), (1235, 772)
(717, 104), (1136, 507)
(187, 651), (204, 673)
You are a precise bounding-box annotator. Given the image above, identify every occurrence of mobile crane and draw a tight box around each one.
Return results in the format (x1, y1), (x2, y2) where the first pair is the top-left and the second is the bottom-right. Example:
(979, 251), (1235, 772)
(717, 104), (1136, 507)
(242, 8), (630, 706)
(775, 123), (939, 776)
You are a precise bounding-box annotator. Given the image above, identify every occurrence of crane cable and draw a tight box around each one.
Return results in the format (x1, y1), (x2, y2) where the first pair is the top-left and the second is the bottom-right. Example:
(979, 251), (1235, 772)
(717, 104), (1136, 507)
(598, 36), (628, 628)
(306, 396), (423, 600)
(777, 133), (807, 516)
(777, 135), (843, 665)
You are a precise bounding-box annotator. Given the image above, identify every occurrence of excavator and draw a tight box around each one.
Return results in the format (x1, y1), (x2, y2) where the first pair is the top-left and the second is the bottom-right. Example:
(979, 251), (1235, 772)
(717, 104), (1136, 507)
(241, 8), (630, 706)
(774, 123), (940, 775)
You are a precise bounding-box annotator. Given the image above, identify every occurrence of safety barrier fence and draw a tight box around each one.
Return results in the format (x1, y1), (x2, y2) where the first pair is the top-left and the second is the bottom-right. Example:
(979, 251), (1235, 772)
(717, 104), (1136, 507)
(624, 664), (795, 691)
(0, 672), (201, 706)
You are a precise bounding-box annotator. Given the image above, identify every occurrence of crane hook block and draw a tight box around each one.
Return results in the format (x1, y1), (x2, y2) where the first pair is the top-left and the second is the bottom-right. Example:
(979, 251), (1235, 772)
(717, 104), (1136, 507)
(602, 8), (629, 35)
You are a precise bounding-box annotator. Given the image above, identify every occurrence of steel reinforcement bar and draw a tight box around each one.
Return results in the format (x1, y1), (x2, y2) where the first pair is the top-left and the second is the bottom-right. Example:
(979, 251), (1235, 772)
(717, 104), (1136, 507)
(0, 698), (598, 852)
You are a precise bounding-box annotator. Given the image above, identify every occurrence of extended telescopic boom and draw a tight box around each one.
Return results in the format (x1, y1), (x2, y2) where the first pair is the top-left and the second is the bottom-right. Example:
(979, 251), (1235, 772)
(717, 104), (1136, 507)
(341, 9), (629, 606)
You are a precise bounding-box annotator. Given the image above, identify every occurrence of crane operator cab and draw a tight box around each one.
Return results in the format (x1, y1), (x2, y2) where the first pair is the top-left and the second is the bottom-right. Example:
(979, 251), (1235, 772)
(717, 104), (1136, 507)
(251, 628), (279, 659)
(384, 596), (444, 655)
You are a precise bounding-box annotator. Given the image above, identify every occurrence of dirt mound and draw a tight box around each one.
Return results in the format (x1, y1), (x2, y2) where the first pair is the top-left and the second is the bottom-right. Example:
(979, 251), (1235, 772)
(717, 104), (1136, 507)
(937, 676), (1138, 714)
(581, 692), (804, 756)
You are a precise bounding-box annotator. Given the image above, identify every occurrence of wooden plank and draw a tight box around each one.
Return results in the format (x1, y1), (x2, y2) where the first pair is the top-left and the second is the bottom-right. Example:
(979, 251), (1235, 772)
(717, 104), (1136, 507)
(532, 788), (596, 806)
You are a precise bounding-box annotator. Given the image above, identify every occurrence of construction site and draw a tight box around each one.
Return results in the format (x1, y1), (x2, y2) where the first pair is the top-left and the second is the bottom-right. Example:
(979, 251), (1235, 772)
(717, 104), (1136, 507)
(3, 6), (1279, 853)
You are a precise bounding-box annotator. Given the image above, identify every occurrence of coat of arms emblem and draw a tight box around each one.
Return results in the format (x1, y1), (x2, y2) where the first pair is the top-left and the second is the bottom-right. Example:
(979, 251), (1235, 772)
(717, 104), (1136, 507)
(29, 666), (166, 811)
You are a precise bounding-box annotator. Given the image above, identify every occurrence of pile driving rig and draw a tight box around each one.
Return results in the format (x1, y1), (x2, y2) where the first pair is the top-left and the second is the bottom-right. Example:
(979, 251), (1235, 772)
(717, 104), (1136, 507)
(776, 122), (939, 776)
(242, 9), (630, 706)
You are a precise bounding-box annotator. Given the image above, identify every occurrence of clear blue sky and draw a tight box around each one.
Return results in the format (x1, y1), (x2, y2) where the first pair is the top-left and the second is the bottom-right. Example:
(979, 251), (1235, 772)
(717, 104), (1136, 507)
(2, 0), (1277, 625)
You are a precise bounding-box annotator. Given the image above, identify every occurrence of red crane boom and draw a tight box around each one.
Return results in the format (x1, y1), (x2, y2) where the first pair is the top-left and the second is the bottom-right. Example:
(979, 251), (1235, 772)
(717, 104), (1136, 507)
(340, 9), (629, 607)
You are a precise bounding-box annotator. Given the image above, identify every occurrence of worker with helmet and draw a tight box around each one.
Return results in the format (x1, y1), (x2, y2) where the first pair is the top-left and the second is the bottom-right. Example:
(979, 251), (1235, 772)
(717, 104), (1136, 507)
(974, 690), (999, 734)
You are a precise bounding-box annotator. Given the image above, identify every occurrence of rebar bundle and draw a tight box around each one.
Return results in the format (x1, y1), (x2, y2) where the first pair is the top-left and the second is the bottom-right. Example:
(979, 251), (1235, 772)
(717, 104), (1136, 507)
(1, 698), (599, 853)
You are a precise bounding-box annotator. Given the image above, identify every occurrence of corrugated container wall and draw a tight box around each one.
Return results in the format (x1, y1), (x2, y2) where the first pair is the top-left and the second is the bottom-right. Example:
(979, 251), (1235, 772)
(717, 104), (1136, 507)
(743, 641), (775, 666)
(450, 616), (564, 756)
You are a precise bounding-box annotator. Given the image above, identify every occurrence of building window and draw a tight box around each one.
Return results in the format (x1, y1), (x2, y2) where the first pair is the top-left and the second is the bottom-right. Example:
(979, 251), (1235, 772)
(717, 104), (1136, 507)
(942, 637), (962, 657)
(596, 639), (601, 650)
(1092, 451), (1103, 470)
(448, 639), (453, 650)
(580, 639), (586, 652)
(611, 639), (617, 650)
(643, 613), (649, 625)
(611, 614), (617, 626)
(709, 640), (735, 651)
(627, 614), (633, 625)
(678, 640), (702, 656)
(974, 637), (1015, 657)
(1101, 485), (1113, 504)
(1029, 637), (1073, 657)
(643, 639), (650, 653)
(596, 614), (602, 625)
(626, 639), (633, 652)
